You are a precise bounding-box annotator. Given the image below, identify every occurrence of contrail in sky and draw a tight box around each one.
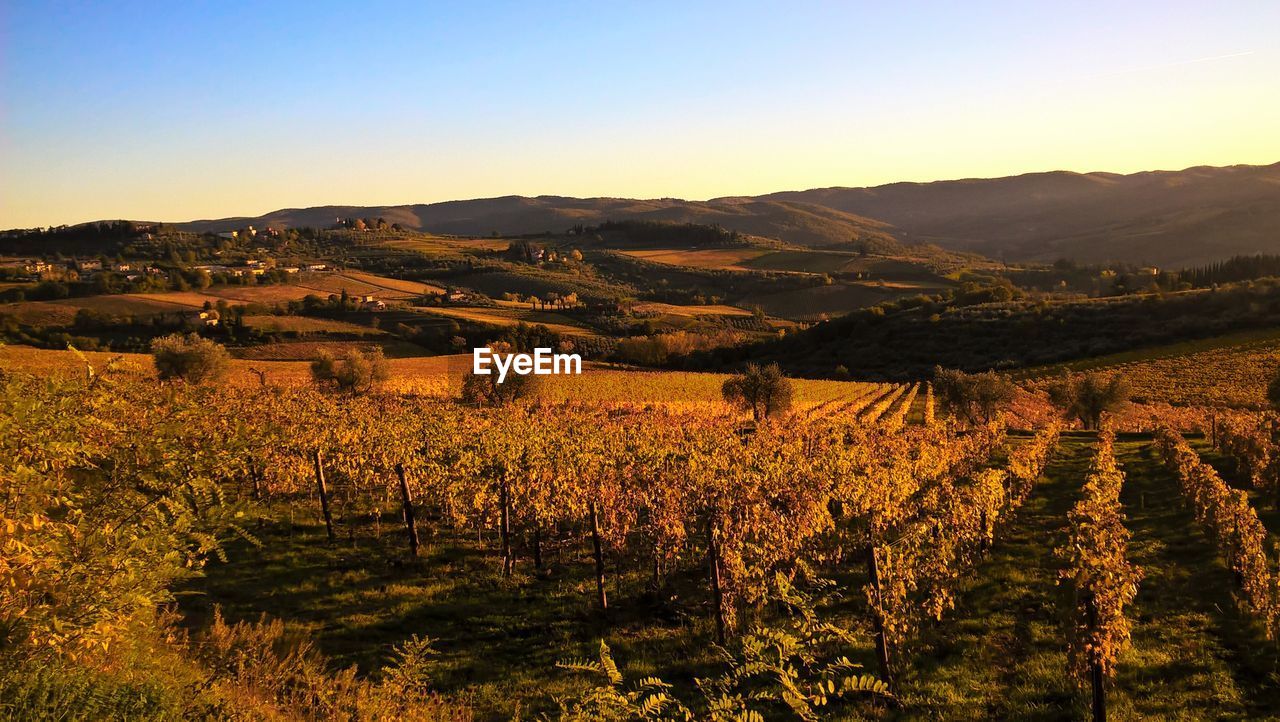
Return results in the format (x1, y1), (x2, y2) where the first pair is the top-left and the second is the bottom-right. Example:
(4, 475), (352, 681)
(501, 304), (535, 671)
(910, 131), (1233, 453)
(1094, 50), (1256, 78)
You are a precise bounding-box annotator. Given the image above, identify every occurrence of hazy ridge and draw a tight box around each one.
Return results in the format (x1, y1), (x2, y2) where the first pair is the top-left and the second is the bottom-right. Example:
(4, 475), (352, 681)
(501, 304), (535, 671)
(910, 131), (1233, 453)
(168, 161), (1280, 266)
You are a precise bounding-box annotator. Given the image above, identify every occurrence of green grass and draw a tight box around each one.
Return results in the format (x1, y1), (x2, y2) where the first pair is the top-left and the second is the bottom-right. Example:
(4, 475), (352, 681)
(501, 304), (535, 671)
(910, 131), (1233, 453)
(1111, 439), (1280, 719)
(893, 437), (1084, 719)
(182, 511), (728, 720)
(894, 436), (1280, 720)
(1188, 438), (1280, 540)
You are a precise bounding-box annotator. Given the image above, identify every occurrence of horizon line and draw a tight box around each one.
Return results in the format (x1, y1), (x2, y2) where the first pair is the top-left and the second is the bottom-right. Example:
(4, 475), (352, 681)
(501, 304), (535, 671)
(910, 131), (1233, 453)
(9, 158), (1279, 230)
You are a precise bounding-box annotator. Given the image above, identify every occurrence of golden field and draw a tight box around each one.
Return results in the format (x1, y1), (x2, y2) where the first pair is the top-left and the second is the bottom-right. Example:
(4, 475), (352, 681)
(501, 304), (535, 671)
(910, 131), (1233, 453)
(617, 248), (770, 270)
(0, 345), (886, 414)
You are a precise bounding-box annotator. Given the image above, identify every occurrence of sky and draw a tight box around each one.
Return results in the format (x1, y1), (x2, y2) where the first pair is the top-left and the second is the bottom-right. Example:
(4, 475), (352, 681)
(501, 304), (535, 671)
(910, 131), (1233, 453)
(2, 0), (1278, 228)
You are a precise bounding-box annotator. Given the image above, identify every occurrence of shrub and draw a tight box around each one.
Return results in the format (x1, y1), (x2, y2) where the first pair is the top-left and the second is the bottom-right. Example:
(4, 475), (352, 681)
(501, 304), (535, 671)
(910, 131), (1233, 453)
(150, 333), (229, 383)
(310, 347), (390, 394)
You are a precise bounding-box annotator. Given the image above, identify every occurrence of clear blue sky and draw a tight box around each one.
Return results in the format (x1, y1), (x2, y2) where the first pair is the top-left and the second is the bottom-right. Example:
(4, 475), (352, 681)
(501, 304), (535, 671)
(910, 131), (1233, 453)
(2, 0), (1278, 227)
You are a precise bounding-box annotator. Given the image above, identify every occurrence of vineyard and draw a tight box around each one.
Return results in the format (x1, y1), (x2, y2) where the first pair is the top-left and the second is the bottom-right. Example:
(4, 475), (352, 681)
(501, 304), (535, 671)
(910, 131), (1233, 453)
(0, 346), (918, 418)
(1023, 329), (1280, 409)
(6, 354), (1280, 719)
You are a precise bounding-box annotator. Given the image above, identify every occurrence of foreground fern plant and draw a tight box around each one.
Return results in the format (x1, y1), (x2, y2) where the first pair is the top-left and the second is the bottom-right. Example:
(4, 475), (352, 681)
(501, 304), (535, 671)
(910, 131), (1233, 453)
(553, 573), (891, 721)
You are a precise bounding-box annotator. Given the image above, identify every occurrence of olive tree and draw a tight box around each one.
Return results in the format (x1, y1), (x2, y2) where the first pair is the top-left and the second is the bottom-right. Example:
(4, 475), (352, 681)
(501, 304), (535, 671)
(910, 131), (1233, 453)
(722, 362), (794, 422)
(459, 341), (539, 406)
(310, 347), (391, 394)
(151, 333), (229, 384)
(1047, 371), (1131, 430)
(932, 366), (1016, 425)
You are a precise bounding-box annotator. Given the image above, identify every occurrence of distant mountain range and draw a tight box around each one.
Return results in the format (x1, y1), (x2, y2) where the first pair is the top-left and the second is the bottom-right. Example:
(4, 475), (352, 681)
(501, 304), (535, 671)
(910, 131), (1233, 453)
(174, 161), (1280, 267)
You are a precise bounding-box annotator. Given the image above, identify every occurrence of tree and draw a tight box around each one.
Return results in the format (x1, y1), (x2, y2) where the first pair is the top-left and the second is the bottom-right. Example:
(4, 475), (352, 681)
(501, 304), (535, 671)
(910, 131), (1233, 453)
(310, 348), (391, 394)
(722, 363), (793, 422)
(310, 350), (338, 385)
(150, 333), (229, 384)
(459, 342), (539, 406)
(932, 367), (1016, 425)
(1047, 372), (1131, 430)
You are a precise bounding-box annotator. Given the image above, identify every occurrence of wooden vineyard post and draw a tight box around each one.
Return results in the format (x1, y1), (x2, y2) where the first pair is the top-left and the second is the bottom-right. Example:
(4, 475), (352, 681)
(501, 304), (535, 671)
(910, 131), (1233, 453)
(866, 543), (894, 691)
(708, 518), (726, 645)
(532, 523), (544, 573)
(247, 457), (263, 501)
(395, 463), (420, 558)
(500, 480), (513, 577)
(979, 509), (991, 555)
(590, 501), (608, 611)
(1086, 593), (1106, 722)
(312, 449), (335, 543)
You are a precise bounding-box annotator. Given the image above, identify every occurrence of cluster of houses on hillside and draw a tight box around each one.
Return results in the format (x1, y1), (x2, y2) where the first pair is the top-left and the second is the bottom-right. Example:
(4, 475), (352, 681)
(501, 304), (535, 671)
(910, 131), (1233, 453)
(192, 258), (305, 278)
(0, 257), (170, 282)
(0, 255), (335, 283)
(0, 259), (56, 275)
(214, 225), (284, 241)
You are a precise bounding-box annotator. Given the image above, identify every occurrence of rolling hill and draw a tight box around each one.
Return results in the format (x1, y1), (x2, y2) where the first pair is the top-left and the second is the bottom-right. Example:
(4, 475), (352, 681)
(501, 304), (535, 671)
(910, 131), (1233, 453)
(177, 196), (902, 252)
(700, 279), (1280, 380)
(757, 162), (1280, 266)
(155, 161), (1280, 267)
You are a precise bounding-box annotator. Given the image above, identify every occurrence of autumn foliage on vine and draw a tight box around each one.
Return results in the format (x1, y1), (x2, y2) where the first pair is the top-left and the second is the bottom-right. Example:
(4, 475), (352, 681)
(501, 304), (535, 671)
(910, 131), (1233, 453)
(1156, 427), (1278, 637)
(1058, 430), (1141, 685)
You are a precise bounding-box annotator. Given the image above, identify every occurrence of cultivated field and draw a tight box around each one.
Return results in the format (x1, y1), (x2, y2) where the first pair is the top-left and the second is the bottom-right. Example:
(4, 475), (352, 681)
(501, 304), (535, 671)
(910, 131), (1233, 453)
(0, 344), (460, 395)
(741, 282), (922, 319)
(538, 365), (888, 413)
(377, 235), (511, 254)
(294, 271), (443, 299)
(617, 247), (769, 270)
(631, 301), (752, 317)
(0, 345), (893, 415)
(0, 294), (199, 324)
(419, 304), (601, 337)
(239, 315), (386, 335)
